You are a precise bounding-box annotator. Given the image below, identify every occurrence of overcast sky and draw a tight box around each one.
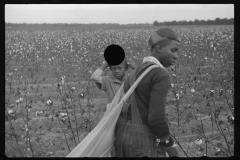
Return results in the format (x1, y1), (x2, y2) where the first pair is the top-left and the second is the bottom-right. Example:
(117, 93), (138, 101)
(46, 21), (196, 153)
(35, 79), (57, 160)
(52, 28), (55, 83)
(5, 4), (234, 24)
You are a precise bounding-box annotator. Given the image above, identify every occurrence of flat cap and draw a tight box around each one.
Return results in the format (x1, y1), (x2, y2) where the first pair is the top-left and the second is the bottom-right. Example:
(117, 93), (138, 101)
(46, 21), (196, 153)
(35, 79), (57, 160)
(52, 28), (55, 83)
(148, 28), (179, 47)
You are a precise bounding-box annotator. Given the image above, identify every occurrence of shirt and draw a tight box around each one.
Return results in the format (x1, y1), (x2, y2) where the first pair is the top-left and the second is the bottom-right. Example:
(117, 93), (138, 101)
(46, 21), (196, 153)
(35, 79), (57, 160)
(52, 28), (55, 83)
(123, 62), (172, 140)
(96, 75), (126, 103)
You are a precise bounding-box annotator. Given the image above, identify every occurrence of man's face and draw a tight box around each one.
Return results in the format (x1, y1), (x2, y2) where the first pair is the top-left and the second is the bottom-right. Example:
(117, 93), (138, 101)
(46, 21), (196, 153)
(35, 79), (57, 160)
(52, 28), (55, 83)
(110, 61), (126, 80)
(158, 40), (179, 67)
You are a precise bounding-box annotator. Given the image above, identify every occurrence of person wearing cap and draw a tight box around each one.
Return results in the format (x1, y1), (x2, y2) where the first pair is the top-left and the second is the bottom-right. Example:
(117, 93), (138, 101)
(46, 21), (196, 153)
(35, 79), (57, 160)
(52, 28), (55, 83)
(114, 28), (180, 157)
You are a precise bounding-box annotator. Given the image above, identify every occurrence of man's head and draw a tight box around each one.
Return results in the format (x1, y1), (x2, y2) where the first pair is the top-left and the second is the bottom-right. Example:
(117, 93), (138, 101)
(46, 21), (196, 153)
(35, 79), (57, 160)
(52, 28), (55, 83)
(148, 28), (180, 68)
(109, 58), (128, 80)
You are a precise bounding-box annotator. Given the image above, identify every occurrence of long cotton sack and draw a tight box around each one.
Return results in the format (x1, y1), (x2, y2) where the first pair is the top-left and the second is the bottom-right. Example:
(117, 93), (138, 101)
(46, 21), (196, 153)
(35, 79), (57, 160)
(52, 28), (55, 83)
(66, 64), (159, 157)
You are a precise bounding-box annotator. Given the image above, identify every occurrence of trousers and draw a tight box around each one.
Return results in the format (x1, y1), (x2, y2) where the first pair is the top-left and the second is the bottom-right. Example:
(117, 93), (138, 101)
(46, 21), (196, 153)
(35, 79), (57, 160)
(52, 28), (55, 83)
(114, 117), (166, 157)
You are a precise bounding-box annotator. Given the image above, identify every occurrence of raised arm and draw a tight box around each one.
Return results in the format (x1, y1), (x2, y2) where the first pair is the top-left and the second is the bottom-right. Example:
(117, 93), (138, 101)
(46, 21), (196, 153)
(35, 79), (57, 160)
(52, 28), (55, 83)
(90, 61), (109, 84)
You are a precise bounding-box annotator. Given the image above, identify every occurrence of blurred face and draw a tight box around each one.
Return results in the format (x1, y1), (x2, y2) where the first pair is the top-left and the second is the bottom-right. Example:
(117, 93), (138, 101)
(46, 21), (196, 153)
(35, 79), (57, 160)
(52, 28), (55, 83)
(110, 61), (127, 80)
(156, 40), (179, 67)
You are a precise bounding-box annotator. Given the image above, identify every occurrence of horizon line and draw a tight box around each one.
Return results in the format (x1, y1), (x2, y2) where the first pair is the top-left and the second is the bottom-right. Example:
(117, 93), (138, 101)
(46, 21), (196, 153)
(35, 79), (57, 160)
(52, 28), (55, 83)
(5, 17), (234, 25)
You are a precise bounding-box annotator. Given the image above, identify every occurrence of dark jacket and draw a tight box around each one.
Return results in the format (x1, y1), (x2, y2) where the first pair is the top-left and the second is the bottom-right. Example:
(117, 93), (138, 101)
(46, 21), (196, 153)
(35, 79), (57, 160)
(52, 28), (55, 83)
(123, 62), (172, 140)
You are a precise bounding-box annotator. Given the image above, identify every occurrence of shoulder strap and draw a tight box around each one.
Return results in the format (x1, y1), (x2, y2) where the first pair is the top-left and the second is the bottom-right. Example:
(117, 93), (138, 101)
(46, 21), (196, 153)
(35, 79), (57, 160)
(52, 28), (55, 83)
(121, 62), (157, 102)
(136, 62), (156, 78)
(121, 63), (158, 124)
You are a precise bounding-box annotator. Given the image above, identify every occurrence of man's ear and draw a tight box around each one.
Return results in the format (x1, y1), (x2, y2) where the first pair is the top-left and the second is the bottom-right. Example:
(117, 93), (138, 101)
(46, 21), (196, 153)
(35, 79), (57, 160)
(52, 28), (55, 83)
(125, 62), (129, 71)
(156, 44), (163, 53)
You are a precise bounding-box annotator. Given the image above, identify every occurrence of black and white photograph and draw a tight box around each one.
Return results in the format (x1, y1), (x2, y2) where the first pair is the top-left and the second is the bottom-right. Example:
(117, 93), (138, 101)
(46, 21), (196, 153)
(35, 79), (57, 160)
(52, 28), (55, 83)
(5, 4), (234, 157)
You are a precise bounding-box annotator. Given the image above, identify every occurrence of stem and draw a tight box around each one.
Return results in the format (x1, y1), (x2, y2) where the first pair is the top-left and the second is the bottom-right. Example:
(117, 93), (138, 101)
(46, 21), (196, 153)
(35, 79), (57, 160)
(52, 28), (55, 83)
(220, 74), (234, 116)
(58, 85), (77, 145)
(9, 119), (24, 157)
(87, 77), (92, 132)
(174, 63), (180, 141)
(25, 83), (35, 157)
(171, 132), (188, 157)
(197, 68), (215, 138)
(69, 90), (80, 143)
(199, 114), (208, 156)
(214, 118), (233, 155)
(57, 111), (71, 152)
(206, 141), (208, 156)
(193, 125), (230, 157)
(77, 84), (83, 131)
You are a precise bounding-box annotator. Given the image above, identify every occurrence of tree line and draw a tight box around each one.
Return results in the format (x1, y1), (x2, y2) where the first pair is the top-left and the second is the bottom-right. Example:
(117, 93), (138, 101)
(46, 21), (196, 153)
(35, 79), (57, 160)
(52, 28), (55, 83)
(5, 18), (234, 30)
(5, 23), (152, 30)
(153, 18), (234, 26)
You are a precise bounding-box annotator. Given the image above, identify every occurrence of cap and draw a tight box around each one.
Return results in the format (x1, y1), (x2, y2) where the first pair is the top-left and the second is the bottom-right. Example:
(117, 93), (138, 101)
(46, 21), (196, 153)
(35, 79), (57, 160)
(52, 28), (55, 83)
(104, 44), (125, 66)
(148, 28), (179, 47)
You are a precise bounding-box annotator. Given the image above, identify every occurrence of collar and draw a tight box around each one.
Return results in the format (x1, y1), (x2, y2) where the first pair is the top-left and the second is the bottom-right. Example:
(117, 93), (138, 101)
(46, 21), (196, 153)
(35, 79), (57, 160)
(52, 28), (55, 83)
(111, 75), (126, 84)
(143, 56), (165, 69)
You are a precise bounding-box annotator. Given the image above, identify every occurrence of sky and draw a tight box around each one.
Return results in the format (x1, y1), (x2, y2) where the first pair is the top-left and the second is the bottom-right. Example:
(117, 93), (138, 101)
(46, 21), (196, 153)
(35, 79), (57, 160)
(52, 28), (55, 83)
(5, 4), (234, 24)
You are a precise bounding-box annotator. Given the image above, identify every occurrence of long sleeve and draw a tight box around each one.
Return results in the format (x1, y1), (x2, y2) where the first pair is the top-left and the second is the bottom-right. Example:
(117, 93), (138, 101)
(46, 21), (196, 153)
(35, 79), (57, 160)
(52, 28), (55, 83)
(90, 68), (104, 84)
(147, 72), (171, 140)
(91, 68), (107, 92)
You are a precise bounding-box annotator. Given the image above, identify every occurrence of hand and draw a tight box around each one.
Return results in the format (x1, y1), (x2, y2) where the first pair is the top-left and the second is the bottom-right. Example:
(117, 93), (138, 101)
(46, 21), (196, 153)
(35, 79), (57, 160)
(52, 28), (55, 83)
(155, 136), (178, 157)
(126, 57), (136, 69)
(165, 147), (178, 157)
(100, 60), (109, 70)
